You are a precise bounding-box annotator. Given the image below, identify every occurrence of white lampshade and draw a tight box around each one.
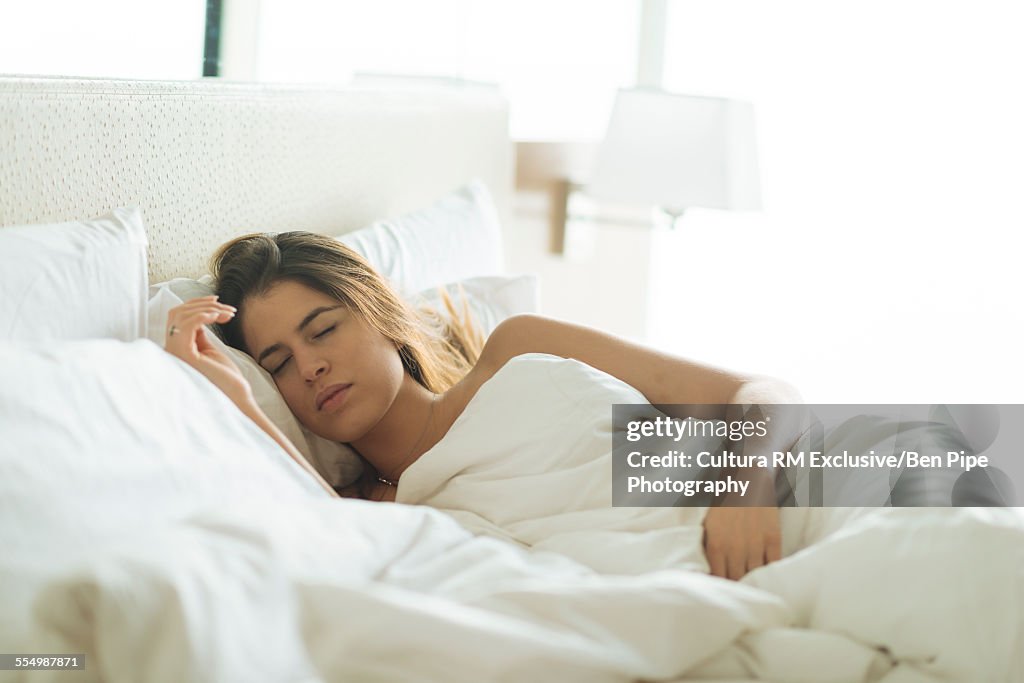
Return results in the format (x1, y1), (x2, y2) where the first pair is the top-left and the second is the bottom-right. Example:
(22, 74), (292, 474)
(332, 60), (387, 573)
(587, 88), (762, 212)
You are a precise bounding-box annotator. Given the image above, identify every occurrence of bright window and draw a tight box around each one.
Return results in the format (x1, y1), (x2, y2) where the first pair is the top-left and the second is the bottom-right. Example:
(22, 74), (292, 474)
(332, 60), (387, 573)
(256, 0), (639, 140)
(649, 0), (1024, 402)
(0, 0), (206, 79)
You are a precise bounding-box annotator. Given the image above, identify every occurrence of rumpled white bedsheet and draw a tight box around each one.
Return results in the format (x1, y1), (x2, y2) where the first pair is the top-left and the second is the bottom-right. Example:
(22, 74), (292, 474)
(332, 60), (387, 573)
(10, 351), (1024, 682)
(27, 500), (789, 683)
(25, 502), (1024, 683)
(390, 353), (1024, 682)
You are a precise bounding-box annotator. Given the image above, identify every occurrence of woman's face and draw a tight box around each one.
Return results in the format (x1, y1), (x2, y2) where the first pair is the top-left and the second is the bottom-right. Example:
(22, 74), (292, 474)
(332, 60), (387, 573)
(240, 280), (406, 443)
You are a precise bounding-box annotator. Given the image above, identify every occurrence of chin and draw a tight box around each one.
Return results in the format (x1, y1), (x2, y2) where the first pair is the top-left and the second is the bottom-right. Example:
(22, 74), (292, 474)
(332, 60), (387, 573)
(304, 418), (347, 443)
(307, 410), (368, 445)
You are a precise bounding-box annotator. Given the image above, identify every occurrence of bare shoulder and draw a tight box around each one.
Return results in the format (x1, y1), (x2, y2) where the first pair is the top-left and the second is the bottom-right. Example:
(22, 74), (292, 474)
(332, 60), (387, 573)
(476, 314), (560, 372)
(430, 319), (546, 437)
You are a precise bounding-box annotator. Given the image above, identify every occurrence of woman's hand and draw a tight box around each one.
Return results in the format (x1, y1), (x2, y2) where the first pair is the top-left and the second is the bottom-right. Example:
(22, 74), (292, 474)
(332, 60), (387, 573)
(702, 470), (782, 580)
(162, 296), (339, 499)
(163, 296), (253, 409)
(702, 506), (782, 581)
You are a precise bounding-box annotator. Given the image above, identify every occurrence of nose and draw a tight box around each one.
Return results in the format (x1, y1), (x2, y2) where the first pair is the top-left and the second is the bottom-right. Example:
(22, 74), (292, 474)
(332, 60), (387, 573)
(301, 355), (329, 384)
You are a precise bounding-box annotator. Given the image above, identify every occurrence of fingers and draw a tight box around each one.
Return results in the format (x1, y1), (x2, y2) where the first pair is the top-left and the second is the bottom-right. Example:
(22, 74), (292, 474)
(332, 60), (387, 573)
(720, 543), (766, 581)
(167, 296), (236, 321)
(746, 540), (766, 574)
(195, 324), (212, 353)
(166, 297), (236, 333)
(703, 507), (783, 581)
(705, 536), (745, 581)
(173, 309), (236, 340)
(704, 528), (727, 578)
(164, 298), (236, 357)
(745, 508), (773, 575)
(726, 550), (747, 581)
(708, 547), (759, 581)
(765, 526), (783, 564)
(707, 550), (727, 579)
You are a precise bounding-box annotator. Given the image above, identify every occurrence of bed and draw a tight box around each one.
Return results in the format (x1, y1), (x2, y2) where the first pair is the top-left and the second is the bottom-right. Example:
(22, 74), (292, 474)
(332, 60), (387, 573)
(1, 75), (1023, 683)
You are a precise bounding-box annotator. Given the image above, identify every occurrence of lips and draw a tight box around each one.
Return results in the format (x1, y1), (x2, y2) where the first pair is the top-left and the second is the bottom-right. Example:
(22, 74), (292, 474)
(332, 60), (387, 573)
(316, 383), (352, 411)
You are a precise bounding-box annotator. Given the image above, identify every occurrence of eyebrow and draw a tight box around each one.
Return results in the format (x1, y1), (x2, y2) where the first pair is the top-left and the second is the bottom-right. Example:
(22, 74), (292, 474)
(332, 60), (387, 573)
(256, 305), (344, 366)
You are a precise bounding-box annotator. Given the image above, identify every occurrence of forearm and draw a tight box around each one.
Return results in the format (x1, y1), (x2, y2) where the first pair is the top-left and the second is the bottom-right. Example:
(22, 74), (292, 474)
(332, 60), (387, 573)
(236, 400), (339, 498)
(483, 315), (749, 414)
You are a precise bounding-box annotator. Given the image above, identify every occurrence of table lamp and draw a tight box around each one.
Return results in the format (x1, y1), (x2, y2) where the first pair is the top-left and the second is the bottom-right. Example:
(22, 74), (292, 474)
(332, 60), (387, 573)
(585, 88), (762, 229)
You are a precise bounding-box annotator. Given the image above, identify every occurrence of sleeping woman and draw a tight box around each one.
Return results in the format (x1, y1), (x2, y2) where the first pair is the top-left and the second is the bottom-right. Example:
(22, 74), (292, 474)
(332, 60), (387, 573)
(162, 231), (806, 581)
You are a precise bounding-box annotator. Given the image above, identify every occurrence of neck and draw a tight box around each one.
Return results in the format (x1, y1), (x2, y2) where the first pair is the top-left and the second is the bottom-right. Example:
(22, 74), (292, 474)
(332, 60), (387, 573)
(350, 374), (439, 483)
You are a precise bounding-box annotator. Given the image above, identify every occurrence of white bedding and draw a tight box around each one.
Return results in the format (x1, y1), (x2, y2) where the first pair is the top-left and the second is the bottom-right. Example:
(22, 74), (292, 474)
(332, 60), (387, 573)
(24, 490), (1024, 682)
(3, 345), (1023, 682)
(27, 500), (792, 683)
(397, 353), (715, 575)
(395, 353), (1024, 681)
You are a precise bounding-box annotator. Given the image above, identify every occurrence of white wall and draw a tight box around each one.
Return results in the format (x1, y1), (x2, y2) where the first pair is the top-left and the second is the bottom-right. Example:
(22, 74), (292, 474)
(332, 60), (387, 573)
(505, 190), (654, 341)
(647, 0), (1024, 403)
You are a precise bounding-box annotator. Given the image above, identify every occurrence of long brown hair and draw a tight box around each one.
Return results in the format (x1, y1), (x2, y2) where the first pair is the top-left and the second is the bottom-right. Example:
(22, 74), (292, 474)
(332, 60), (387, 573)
(209, 231), (483, 392)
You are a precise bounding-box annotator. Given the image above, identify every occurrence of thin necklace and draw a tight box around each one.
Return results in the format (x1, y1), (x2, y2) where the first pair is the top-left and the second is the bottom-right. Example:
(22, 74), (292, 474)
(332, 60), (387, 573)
(377, 393), (436, 488)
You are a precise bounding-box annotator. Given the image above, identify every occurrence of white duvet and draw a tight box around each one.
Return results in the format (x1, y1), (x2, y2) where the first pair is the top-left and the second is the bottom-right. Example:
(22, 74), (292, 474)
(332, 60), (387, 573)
(2, 343), (1023, 682)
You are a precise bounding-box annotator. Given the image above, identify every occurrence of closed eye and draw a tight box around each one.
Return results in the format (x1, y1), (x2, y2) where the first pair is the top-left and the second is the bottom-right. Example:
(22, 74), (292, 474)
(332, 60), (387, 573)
(270, 357), (290, 376)
(269, 326), (335, 376)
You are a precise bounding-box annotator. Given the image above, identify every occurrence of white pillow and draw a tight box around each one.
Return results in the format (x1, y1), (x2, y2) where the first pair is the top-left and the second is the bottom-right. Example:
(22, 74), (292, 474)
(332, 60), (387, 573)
(146, 273), (540, 489)
(412, 274), (540, 335)
(146, 285), (366, 490)
(0, 338), (329, 652)
(0, 206), (148, 342)
(337, 179), (505, 292)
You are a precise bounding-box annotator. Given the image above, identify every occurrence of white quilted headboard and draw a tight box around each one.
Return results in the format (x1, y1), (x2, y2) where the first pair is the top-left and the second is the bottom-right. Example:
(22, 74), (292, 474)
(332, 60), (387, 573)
(0, 76), (513, 282)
